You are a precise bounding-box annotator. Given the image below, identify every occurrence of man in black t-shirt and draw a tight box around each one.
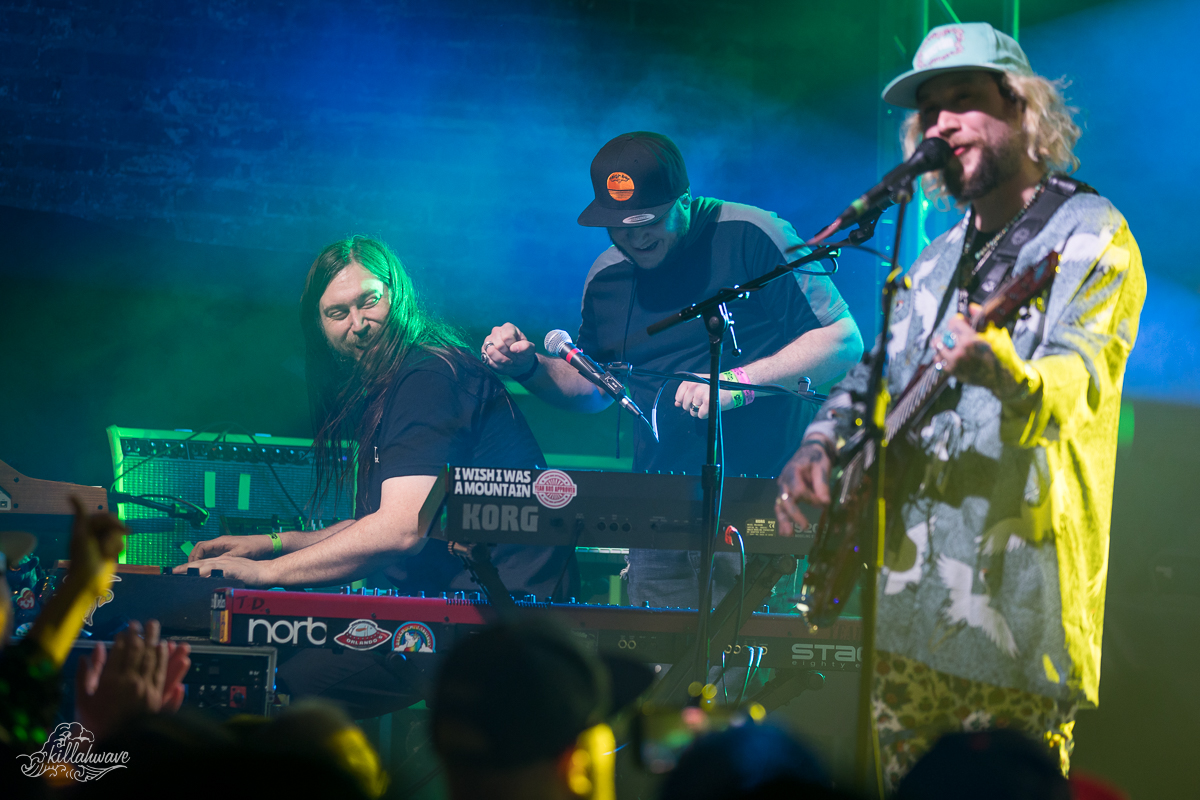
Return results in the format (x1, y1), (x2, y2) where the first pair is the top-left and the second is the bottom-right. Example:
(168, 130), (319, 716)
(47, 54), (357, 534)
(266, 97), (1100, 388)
(484, 133), (864, 609)
(181, 236), (573, 715)
(361, 350), (569, 598)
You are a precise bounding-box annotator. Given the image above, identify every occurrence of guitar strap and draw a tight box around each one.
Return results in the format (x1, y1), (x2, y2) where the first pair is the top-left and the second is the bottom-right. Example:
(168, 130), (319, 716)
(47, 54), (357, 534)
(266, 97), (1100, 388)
(956, 173), (1097, 314)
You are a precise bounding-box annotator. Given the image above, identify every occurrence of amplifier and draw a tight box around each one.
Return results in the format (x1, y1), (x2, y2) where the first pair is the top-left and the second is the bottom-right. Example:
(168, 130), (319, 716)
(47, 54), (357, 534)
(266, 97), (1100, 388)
(61, 640), (276, 719)
(107, 426), (354, 567)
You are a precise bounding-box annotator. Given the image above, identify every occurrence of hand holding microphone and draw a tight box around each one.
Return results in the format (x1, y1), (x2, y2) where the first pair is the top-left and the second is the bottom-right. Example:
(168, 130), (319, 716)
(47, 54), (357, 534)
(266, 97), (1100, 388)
(543, 330), (655, 435)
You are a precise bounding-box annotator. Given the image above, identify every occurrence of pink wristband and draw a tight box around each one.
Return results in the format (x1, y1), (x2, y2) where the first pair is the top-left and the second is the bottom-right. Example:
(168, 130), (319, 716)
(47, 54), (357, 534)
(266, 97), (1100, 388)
(731, 367), (753, 404)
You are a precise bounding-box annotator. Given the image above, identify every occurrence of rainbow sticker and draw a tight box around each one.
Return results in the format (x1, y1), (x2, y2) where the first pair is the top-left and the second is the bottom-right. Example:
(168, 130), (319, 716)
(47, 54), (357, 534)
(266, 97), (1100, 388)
(392, 622), (436, 653)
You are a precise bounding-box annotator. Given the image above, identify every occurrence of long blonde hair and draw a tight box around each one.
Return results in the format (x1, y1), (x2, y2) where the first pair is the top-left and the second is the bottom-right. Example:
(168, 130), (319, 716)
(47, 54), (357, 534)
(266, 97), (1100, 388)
(903, 70), (1081, 205)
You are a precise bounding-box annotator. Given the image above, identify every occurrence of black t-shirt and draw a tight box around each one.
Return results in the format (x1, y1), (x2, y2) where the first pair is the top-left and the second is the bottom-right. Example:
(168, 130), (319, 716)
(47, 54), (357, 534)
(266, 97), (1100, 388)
(578, 198), (849, 478)
(357, 347), (573, 598)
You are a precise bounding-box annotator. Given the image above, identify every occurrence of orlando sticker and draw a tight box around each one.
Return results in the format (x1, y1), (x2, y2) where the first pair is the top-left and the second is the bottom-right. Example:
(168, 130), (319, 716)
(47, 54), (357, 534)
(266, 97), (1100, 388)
(392, 622), (436, 653)
(333, 619), (393, 650)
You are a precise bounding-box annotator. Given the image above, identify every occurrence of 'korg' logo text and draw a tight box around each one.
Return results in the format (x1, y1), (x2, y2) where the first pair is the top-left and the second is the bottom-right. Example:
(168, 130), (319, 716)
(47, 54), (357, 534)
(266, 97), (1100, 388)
(461, 503), (538, 532)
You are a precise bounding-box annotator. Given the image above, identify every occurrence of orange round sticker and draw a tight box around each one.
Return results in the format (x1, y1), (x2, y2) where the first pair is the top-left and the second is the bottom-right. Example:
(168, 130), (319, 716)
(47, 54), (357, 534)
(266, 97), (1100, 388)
(607, 172), (634, 201)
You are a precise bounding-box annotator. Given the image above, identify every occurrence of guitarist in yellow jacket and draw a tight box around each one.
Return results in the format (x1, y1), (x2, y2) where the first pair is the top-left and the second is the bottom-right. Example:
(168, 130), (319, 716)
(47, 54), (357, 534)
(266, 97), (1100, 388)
(775, 22), (1145, 789)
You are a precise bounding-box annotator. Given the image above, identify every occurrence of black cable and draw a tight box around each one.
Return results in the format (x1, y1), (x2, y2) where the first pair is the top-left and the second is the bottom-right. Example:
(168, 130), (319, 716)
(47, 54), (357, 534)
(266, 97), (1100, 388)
(733, 529), (746, 653)
(549, 518), (584, 602)
(213, 423), (309, 527)
(712, 527), (747, 706)
(738, 646), (762, 706)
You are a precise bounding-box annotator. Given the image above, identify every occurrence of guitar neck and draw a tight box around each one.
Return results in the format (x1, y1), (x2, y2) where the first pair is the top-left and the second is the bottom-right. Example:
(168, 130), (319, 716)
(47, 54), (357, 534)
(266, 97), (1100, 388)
(880, 250), (1059, 445)
(884, 362), (947, 443)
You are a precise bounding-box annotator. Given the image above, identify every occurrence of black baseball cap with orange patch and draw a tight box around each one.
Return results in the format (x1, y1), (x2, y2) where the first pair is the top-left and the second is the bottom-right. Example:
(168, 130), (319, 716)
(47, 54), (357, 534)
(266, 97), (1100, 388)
(578, 132), (690, 228)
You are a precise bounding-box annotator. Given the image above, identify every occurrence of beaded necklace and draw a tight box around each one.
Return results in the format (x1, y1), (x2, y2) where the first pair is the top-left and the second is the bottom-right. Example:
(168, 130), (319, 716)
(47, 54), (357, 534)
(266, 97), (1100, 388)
(962, 174), (1050, 274)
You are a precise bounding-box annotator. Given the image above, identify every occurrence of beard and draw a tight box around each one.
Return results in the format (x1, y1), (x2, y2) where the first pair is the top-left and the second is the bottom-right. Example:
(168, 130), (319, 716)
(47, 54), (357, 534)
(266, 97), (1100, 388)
(943, 130), (1025, 203)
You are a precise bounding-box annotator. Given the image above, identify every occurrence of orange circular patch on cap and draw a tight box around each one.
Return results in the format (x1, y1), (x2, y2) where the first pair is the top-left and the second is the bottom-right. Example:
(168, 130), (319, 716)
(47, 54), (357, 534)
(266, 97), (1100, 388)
(607, 172), (634, 201)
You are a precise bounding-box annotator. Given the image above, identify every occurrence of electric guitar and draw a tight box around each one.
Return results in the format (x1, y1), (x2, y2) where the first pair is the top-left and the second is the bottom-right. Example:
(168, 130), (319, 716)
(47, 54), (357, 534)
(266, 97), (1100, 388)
(798, 251), (1060, 628)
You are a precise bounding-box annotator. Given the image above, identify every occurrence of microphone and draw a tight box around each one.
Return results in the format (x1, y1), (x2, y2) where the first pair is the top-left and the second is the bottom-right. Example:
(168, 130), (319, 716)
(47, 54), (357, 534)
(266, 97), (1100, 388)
(543, 330), (655, 435)
(109, 492), (210, 529)
(181, 504), (210, 530)
(812, 137), (953, 242)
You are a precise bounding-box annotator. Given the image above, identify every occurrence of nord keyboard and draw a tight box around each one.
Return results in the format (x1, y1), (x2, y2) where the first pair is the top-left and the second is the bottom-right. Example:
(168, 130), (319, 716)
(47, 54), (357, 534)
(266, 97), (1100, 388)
(210, 588), (861, 673)
(417, 466), (818, 555)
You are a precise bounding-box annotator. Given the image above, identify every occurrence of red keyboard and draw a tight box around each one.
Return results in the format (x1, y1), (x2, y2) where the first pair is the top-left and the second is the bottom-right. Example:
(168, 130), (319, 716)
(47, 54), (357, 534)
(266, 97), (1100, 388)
(211, 588), (862, 672)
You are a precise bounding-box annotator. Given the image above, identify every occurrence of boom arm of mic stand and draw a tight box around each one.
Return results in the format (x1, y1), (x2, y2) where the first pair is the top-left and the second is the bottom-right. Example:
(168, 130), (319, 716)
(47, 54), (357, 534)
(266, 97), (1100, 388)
(808, 203), (889, 247)
(603, 364), (828, 406)
(646, 240), (846, 337)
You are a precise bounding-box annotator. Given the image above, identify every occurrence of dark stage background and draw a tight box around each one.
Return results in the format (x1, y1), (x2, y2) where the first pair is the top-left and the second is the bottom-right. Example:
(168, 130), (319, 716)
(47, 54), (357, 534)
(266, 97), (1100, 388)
(1, 1), (1197, 796)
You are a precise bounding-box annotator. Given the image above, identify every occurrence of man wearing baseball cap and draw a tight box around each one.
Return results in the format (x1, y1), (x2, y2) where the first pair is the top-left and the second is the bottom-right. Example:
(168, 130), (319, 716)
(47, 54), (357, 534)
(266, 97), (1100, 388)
(483, 132), (864, 610)
(776, 22), (1145, 787)
(431, 619), (653, 800)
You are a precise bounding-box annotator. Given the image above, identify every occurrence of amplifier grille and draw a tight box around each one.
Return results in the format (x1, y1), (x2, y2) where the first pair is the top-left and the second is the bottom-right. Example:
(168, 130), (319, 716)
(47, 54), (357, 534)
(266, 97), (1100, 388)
(107, 426), (354, 567)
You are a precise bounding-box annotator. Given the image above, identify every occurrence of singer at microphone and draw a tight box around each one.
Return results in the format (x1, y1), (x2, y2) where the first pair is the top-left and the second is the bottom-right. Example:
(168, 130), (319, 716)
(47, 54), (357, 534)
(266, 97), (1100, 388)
(481, 131), (865, 613)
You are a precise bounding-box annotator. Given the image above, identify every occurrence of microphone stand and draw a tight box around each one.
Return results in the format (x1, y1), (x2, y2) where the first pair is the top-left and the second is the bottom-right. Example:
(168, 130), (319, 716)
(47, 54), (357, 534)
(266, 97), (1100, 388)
(645, 226), (873, 688)
(109, 491), (209, 530)
(848, 181), (913, 799)
(603, 365), (828, 405)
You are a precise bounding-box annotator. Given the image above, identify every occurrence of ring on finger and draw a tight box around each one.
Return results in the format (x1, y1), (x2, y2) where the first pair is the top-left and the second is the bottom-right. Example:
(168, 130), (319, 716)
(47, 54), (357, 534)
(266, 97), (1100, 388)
(480, 351), (489, 362)
(778, 491), (790, 503)
(941, 331), (957, 349)
(484, 341), (495, 350)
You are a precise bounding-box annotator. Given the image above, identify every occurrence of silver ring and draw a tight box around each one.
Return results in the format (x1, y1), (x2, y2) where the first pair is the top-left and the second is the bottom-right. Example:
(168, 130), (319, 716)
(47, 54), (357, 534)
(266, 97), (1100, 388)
(778, 491), (790, 503)
(484, 341), (495, 350)
(691, 403), (701, 411)
(941, 331), (957, 349)
(480, 351), (489, 363)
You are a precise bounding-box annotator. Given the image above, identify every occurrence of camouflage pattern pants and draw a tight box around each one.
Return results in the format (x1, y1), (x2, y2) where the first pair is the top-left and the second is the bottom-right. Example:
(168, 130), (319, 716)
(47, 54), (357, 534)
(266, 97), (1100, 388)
(873, 650), (1077, 792)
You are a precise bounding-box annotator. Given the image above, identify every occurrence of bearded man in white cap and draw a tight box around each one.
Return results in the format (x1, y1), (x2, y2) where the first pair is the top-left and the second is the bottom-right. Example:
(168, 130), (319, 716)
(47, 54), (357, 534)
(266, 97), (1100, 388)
(776, 22), (1145, 786)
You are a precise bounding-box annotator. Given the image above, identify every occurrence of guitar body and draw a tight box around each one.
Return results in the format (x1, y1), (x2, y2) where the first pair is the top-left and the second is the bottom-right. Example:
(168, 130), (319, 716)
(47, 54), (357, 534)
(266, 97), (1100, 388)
(797, 251), (1060, 628)
(798, 434), (878, 628)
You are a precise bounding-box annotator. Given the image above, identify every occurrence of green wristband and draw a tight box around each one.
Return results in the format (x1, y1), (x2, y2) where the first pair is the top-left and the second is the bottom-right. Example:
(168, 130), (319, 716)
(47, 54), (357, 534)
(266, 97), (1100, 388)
(269, 532), (282, 556)
(720, 370), (745, 408)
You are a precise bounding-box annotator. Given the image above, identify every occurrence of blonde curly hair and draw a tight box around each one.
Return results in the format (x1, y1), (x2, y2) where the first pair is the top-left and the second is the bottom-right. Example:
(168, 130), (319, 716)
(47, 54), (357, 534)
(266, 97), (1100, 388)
(903, 70), (1081, 205)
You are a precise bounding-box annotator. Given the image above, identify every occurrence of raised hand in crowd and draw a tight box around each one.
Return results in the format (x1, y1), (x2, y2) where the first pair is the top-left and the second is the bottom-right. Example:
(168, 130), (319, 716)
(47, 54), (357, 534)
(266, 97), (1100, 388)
(75, 619), (192, 739)
(26, 497), (125, 666)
